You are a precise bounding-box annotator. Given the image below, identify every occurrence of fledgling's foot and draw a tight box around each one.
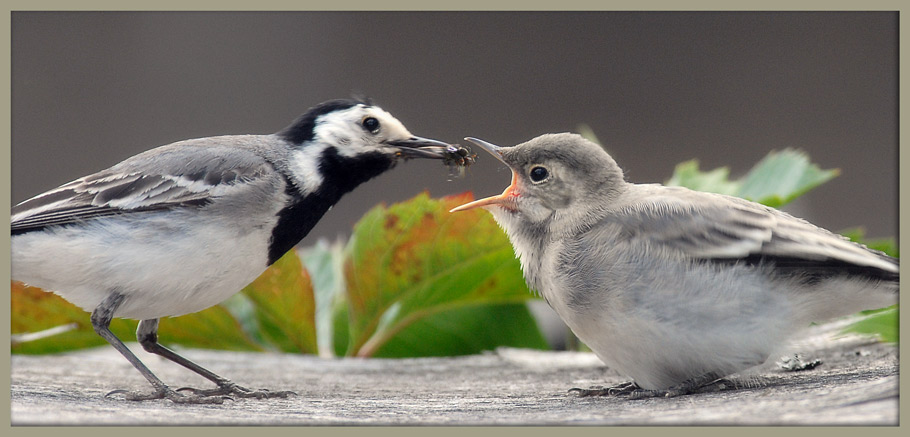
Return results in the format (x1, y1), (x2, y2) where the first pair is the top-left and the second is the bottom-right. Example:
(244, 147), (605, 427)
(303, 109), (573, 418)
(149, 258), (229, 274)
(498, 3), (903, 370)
(105, 387), (228, 404)
(777, 354), (823, 371)
(569, 376), (736, 399)
(627, 378), (735, 399)
(176, 381), (296, 400)
(569, 381), (640, 397)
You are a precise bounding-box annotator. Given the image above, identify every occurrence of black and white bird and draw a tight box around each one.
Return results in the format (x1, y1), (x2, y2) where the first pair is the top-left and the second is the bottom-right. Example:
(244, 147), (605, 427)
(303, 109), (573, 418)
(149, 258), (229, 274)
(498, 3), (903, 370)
(452, 133), (898, 399)
(11, 98), (462, 403)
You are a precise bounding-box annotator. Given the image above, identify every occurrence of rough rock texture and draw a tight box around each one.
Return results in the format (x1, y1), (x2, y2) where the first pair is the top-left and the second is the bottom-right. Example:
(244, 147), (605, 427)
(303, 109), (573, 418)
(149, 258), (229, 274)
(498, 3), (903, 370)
(10, 321), (898, 426)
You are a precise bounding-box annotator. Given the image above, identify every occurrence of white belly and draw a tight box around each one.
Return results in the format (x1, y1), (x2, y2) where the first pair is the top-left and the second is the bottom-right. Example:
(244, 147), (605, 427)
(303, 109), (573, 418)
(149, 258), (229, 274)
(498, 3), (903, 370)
(11, 210), (273, 320)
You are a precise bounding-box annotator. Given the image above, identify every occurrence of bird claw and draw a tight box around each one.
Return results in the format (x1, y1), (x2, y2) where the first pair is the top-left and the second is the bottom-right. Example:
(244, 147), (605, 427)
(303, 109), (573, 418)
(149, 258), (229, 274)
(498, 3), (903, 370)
(105, 381), (293, 404)
(569, 381), (641, 397)
(569, 386), (606, 397)
(105, 386), (227, 404)
(104, 388), (167, 401)
(232, 388), (297, 399)
(177, 383), (296, 399)
(568, 384), (670, 399)
(569, 377), (735, 399)
(104, 389), (130, 398)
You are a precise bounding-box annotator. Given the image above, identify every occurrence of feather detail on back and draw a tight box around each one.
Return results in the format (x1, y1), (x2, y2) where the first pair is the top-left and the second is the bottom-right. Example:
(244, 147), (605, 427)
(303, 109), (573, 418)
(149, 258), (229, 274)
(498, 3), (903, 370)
(615, 186), (898, 281)
(12, 137), (274, 235)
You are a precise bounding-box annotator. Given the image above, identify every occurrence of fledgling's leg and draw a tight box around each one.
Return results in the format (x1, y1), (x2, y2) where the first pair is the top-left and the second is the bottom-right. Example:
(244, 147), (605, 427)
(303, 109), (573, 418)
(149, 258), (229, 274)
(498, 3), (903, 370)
(136, 319), (295, 399)
(91, 293), (224, 404)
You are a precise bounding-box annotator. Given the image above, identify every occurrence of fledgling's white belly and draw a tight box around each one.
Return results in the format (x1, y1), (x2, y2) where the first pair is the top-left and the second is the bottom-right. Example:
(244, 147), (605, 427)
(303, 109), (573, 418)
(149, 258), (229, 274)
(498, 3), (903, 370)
(543, 276), (793, 389)
(541, 256), (897, 390)
(537, 247), (784, 390)
(11, 210), (274, 320)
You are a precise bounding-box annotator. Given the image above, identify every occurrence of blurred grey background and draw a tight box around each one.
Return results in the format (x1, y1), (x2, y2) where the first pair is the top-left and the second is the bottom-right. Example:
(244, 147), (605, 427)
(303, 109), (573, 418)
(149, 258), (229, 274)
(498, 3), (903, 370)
(11, 11), (898, 246)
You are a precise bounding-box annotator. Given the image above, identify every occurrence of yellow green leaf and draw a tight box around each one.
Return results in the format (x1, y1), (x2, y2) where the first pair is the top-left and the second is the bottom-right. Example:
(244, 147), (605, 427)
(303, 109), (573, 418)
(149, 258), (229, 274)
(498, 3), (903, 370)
(342, 192), (545, 357)
(11, 281), (262, 354)
(240, 250), (318, 354)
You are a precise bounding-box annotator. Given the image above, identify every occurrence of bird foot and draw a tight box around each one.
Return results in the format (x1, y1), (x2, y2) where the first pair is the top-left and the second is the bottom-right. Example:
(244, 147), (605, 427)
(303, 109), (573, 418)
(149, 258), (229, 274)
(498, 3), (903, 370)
(176, 381), (296, 400)
(105, 387), (229, 404)
(569, 378), (735, 399)
(569, 381), (640, 397)
(777, 354), (822, 371)
(629, 378), (735, 399)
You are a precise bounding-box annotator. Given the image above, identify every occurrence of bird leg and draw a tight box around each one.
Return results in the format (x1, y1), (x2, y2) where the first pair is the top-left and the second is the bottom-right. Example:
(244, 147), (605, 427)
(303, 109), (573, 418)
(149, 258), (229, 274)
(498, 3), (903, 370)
(91, 293), (224, 404)
(136, 319), (295, 399)
(570, 372), (735, 399)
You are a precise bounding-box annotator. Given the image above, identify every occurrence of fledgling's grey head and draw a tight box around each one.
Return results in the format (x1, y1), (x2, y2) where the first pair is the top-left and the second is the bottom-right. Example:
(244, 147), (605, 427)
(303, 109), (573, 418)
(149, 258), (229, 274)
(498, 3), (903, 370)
(451, 133), (627, 237)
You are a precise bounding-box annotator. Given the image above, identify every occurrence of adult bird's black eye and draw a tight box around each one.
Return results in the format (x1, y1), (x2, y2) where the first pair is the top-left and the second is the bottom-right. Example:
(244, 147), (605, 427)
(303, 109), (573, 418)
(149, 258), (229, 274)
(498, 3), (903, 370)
(529, 166), (549, 183)
(362, 117), (380, 134)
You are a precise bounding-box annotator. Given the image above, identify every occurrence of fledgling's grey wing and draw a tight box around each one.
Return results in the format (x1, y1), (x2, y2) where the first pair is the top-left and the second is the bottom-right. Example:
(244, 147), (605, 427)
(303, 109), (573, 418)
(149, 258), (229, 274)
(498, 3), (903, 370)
(615, 185), (898, 281)
(11, 137), (276, 235)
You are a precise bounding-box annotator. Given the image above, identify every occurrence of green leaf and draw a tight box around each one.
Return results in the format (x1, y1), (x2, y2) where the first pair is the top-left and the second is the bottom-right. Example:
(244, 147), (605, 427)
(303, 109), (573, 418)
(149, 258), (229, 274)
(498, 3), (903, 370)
(576, 123), (602, 146)
(584, 125), (838, 208)
(665, 160), (741, 196)
(12, 281), (130, 354)
(239, 250), (318, 354)
(11, 281), (262, 354)
(342, 192), (540, 357)
(836, 229), (898, 344)
(736, 149), (839, 208)
(368, 303), (547, 358)
(666, 148), (838, 208)
(158, 303), (264, 351)
(331, 298), (353, 357)
(841, 305), (898, 344)
(300, 240), (348, 357)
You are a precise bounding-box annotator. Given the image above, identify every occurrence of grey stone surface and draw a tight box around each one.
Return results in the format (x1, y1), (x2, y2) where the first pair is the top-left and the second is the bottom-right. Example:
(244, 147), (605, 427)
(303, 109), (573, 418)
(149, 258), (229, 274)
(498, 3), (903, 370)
(10, 321), (898, 426)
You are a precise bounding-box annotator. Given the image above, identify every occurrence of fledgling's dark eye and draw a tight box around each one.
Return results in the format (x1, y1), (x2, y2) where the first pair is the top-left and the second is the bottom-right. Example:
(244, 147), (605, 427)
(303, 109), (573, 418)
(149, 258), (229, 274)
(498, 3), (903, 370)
(362, 117), (381, 134)
(529, 166), (549, 183)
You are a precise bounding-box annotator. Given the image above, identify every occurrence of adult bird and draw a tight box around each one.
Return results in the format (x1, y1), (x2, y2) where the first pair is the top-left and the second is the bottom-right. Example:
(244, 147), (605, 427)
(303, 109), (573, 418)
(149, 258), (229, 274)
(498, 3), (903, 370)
(12, 98), (463, 403)
(452, 133), (898, 399)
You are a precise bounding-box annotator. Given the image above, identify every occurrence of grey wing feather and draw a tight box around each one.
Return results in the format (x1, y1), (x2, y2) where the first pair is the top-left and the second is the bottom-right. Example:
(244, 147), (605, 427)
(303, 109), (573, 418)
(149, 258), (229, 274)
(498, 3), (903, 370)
(616, 186), (898, 275)
(11, 137), (274, 234)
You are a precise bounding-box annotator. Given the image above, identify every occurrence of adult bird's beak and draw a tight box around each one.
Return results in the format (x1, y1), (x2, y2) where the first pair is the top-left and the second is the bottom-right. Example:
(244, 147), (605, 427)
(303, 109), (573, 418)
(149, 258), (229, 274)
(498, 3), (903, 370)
(387, 136), (455, 159)
(450, 137), (519, 212)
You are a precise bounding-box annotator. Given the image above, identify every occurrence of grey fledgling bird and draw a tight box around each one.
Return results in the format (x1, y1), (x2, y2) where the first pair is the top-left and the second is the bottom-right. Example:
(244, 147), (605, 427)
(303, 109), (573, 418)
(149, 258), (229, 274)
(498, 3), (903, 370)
(12, 98), (463, 404)
(451, 133), (898, 399)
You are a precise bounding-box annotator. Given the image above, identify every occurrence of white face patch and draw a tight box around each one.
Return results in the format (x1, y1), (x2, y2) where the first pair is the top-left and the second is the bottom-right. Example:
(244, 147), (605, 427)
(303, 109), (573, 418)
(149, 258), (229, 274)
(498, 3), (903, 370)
(281, 103), (421, 196)
(311, 105), (414, 158)
(287, 142), (329, 196)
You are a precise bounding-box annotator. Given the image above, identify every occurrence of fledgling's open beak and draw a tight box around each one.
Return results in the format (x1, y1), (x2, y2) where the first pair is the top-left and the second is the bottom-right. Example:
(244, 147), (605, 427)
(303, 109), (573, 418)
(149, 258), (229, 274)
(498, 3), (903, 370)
(386, 136), (456, 159)
(450, 137), (519, 212)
